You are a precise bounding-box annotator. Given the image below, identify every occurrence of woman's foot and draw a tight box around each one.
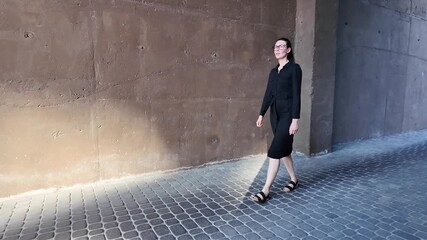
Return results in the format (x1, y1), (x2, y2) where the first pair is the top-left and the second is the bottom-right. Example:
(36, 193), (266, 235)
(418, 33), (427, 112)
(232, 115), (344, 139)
(283, 180), (298, 192)
(250, 191), (271, 203)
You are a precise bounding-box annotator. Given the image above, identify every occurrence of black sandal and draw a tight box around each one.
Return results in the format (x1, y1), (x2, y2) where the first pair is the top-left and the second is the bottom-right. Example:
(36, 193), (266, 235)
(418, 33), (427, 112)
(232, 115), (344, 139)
(284, 180), (299, 192)
(250, 191), (271, 203)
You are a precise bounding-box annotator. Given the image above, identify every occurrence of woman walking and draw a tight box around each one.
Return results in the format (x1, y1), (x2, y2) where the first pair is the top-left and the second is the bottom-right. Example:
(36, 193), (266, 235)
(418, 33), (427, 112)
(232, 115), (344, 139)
(251, 38), (302, 203)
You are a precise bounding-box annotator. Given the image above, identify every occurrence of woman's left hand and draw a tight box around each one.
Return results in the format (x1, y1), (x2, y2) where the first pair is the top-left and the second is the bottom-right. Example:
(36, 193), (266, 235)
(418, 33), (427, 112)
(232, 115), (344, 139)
(289, 119), (299, 135)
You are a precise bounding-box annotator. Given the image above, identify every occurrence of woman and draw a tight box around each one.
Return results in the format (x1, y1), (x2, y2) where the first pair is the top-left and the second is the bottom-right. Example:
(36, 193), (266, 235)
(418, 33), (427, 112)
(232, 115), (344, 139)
(251, 37), (302, 203)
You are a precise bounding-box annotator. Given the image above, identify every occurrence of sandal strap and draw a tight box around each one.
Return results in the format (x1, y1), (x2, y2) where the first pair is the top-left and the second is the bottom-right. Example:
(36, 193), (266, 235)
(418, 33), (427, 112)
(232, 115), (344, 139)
(257, 191), (267, 200)
(254, 193), (263, 202)
(253, 191), (268, 202)
(284, 180), (298, 191)
(288, 180), (297, 187)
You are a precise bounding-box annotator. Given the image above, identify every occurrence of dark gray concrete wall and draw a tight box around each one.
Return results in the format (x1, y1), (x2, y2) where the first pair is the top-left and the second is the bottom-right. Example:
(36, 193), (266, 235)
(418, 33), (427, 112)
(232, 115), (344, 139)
(333, 0), (427, 145)
(0, 0), (296, 197)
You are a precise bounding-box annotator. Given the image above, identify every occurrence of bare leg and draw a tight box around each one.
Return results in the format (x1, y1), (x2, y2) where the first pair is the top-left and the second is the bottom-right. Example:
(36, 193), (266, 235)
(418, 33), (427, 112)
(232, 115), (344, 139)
(250, 158), (280, 201)
(262, 158), (280, 195)
(282, 155), (298, 192)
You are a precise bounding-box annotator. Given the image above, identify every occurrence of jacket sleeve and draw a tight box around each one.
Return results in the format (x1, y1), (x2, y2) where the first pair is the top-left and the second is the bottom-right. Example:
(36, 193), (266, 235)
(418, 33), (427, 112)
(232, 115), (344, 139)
(291, 64), (302, 119)
(259, 72), (273, 116)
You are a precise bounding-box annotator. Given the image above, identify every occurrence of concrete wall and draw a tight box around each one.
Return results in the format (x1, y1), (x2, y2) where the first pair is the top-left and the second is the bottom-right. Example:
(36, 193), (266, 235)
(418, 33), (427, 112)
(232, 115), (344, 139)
(294, 0), (339, 155)
(0, 0), (296, 197)
(333, 0), (427, 145)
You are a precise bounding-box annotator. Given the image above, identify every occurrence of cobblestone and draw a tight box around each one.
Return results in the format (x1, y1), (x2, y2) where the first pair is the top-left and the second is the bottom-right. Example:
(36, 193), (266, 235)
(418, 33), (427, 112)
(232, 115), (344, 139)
(0, 130), (427, 239)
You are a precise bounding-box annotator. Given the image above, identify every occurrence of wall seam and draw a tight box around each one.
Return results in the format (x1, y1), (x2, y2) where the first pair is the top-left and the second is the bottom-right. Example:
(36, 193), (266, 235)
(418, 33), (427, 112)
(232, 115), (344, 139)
(337, 45), (427, 63)
(89, 3), (101, 181)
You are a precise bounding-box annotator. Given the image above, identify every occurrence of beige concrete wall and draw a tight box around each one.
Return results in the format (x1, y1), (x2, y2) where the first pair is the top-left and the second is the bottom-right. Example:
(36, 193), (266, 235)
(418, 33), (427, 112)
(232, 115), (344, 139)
(0, 0), (296, 197)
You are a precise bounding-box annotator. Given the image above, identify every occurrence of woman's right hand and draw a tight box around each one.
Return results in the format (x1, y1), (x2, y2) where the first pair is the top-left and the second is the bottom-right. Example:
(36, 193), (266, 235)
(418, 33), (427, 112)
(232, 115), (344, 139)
(256, 115), (263, 127)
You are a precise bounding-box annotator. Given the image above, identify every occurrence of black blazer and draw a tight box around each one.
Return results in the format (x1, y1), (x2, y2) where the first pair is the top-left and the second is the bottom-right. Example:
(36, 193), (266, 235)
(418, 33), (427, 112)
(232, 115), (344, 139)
(259, 62), (302, 119)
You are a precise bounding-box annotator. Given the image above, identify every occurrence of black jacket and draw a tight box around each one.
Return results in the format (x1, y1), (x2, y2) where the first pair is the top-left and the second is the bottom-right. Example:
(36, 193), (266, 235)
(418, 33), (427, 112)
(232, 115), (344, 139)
(259, 62), (302, 119)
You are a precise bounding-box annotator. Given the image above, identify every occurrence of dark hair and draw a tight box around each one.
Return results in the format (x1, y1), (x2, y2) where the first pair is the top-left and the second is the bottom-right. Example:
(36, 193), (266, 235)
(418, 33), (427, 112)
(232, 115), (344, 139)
(276, 37), (294, 62)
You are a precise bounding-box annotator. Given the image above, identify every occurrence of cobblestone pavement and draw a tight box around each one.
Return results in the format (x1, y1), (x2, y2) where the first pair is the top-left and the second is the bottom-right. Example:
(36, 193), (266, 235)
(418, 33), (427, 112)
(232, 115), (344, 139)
(1, 130), (427, 240)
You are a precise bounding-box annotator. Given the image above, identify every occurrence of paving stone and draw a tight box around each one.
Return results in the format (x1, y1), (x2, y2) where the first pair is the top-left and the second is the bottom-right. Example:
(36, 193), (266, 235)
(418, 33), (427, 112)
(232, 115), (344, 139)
(262, 221), (276, 229)
(153, 225), (170, 236)
(160, 213), (175, 220)
(87, 215), (102, 224)
(258, 230), (275, 239)
(250, 213), (269, 223)
(37, 232), (55, 240)
(228, 236), (245, 240)
(2, 236), (19, 240)
(54, 232), (71, 240)
(269, 226), (291, 238)
(342, 228), (358, 236)
(72, 215), (86, 222)
(39, 221), (55, 229)
(122, 231), (139, 239)
(158, 234), (175, 240)
(210, 232), (225, 239)
(200, 209), (215, 217)
(317, 224), (334, 233)
(131, 214), (145, 221)
(56, 226), (71, 233)
(392, 230), (421, 240)
(102, 216), (116, 223)
(310, 229), (328, 238)
(89, 229), (104, 236)
(139, 230), (157, 239)
(357, 228), (377, 238)
(177, 234), (193, 240)
(219, 225), (239, 237)
(415, 231), (427, 239)
(235, 225), (251, 234)
(142, 208), (155, 214)
(20, 233), (38, 240)
(136, 223), (152, 232)
(146, 213), (160, 220)
(39, 227), (55, 234)
(88, 223), (103, 231)
(352, 234), (370, 240)
(180, 219), (197, 231)
(193, 233), (210, 240)
(244, 232), (261, 240)
(214, 209), (227, 215)
(115, 210), (128, 217)
(105, 228), (121, 239)
(187, 228), (202, 236)
(72, 221), (87, 231)
(327, 230), (346, 239)
(72, 229), (88, 238)
(164, 219), (179, 226)
(185, 208), (198, 214)
(3, 228), (22, 236)
(194, 217), (211, 228)
(220, 214), (235, 221)
(104, 222), (118, 229)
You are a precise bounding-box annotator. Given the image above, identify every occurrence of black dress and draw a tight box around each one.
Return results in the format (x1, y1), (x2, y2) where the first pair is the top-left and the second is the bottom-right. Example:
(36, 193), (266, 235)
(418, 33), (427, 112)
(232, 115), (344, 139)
(259, 62), (302, 159)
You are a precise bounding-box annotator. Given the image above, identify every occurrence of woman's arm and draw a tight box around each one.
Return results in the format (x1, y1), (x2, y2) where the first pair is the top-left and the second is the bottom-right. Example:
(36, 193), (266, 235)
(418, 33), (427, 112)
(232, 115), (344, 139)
(291, 64), (302, 119)
(259, 72), (273, 117)
(289, 65), (302, 135)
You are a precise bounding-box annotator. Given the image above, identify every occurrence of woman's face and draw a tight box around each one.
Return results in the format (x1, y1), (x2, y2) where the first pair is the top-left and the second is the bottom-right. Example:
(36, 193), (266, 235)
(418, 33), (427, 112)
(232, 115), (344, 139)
(273, 40), (290, 60)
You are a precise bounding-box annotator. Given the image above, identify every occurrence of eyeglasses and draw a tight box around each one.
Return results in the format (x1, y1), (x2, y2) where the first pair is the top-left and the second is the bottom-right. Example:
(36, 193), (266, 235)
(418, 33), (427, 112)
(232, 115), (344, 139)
(272, 44), (287, 50)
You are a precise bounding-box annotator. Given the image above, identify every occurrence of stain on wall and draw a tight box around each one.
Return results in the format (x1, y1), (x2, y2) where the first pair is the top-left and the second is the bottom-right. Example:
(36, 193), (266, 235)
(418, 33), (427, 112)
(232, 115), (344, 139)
(0, 0), (296, 197)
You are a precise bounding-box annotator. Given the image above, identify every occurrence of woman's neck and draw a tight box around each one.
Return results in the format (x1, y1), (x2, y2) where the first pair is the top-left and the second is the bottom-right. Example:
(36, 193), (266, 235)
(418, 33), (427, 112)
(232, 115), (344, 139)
(278, 58), (289, 69)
